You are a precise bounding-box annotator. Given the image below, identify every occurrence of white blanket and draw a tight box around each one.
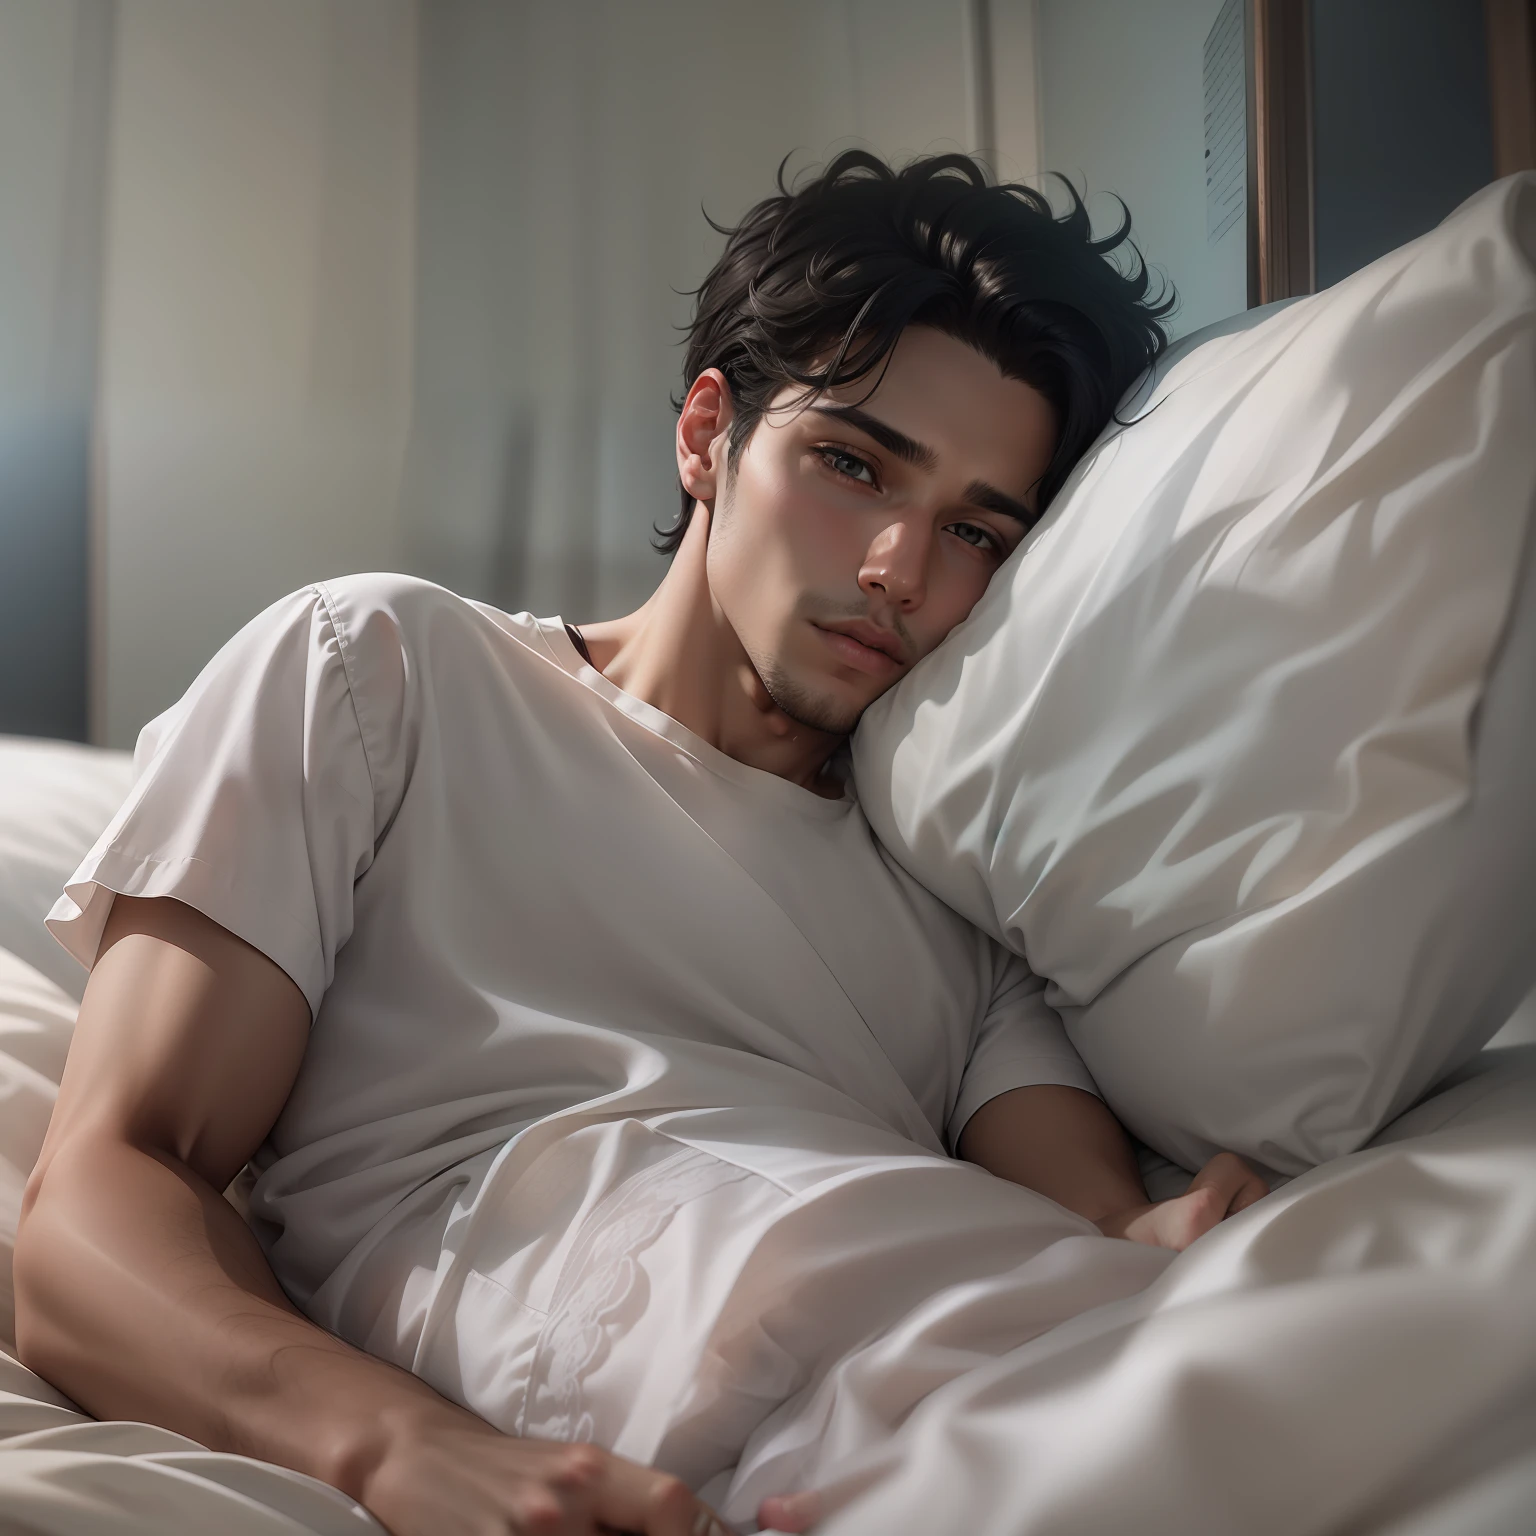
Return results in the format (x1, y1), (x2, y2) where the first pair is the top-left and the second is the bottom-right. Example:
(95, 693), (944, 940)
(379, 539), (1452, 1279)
(812, 1047), (1536, 1536)
(2, 938), (1532, 1536)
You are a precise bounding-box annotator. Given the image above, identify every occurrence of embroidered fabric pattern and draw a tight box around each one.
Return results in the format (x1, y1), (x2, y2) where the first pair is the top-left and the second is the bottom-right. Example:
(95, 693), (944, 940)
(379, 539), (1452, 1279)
(521, 1145), (754, 1442)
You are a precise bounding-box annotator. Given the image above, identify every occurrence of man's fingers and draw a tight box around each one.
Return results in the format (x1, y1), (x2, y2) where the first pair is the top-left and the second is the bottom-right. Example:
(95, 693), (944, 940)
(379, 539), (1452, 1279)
(759, 1490), (821, 1532)
(591, 1457), (730, 1536)
(1228, 1171), (1268, 1214)
(525, 1443), (602, 1534)
(1188, 1152), (1266, 1217)
(1106, 1190), (1215, 1250)
(1099, 1153), (1268, 1253)
(1169, 1185), (1227, 1247)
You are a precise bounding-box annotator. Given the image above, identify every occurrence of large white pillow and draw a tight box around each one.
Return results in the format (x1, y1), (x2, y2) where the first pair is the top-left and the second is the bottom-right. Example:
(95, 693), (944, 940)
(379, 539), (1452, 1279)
(854, 173), (1536, 1178)
(0, 737), (134, 1000)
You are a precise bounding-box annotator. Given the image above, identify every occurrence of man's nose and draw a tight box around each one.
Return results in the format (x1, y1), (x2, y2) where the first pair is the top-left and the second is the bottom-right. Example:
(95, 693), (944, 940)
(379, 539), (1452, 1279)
(858, 518), (929, 610)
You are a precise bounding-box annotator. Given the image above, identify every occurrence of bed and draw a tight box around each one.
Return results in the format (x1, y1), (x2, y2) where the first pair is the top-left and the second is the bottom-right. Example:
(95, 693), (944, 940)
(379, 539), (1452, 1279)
(1, 733), (1533, 1535)
(4, 173), (1535, 1536)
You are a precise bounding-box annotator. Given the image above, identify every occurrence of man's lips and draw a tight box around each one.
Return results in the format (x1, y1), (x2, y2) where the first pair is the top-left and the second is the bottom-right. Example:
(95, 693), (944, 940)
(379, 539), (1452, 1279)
(812, 620), (906, 675)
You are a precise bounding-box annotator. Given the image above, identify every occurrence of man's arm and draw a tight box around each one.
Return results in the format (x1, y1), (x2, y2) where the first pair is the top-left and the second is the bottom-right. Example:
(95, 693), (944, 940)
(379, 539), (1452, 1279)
(15, 895), (728, 1536)
(957, 1084), (1267, 1250)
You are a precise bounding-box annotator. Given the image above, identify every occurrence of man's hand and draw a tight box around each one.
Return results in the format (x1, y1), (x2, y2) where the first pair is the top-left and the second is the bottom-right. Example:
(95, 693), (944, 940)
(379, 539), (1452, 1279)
(958, 1086), (1269, 1255)
(1094, 1151), (1268, 1251)
(357, 1408), (731, 1536)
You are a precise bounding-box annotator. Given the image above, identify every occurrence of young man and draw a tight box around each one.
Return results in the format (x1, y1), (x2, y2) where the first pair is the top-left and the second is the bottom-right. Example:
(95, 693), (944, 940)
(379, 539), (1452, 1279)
(16, 152), (1264, 1536)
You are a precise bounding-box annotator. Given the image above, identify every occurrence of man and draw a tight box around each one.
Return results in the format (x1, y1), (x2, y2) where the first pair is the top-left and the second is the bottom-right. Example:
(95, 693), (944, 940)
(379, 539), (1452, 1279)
(16, 152), (1264, 1536)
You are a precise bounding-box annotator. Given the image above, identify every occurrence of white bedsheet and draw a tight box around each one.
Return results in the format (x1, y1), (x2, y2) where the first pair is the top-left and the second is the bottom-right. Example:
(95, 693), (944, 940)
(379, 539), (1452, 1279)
(0, 737), (133, 1001)
(811, 1045), (1536, 1536)
(2, 1034), (1531, 1534)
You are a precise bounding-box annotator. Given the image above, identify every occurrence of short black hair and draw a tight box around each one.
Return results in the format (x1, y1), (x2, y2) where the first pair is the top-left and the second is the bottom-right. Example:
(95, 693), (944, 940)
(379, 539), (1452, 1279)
(656, 148), (1173, 554)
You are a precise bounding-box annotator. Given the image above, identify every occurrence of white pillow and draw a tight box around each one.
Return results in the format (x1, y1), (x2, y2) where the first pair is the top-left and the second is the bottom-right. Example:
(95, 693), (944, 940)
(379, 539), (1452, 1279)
(0, 737), (134, 1000)
(854, 173), (1536, 1178)
(0, 945), (78, 1354)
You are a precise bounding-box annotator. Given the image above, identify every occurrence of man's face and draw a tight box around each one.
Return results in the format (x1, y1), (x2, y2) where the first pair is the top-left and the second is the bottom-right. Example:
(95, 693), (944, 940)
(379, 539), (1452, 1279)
(703, 325), (1058, 735)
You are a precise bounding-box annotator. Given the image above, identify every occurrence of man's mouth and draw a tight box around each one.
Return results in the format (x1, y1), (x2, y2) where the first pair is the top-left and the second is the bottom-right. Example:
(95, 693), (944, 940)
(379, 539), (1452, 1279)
(811, 620), (905, 676)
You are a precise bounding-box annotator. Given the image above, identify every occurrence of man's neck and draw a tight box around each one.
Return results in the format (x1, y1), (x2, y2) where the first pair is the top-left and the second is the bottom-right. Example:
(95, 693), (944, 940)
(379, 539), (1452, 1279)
(568, 505), (846, 795)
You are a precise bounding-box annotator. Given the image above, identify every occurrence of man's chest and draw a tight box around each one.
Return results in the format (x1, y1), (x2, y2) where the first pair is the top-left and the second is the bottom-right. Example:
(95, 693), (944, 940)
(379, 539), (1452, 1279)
(327, 708), (982, 1123)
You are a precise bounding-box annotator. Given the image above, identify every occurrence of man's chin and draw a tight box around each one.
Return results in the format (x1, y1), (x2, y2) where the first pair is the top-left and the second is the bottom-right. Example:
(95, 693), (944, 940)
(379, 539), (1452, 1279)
(760, 666), (870, 737)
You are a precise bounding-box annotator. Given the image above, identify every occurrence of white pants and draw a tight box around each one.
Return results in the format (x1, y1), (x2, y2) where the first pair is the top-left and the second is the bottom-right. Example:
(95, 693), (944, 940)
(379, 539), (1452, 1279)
(348, 1107), (1172, 1526)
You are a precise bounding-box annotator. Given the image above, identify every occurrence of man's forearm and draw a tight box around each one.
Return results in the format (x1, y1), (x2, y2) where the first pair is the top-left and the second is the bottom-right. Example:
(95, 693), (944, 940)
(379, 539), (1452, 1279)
(15, 1134), (454, 1500)
(956, 1084), (1147, 1222)
(958, 1084), (1270, 1254)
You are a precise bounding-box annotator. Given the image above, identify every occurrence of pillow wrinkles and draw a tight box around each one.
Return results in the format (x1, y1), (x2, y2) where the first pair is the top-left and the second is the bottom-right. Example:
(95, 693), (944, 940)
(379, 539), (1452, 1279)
(854, 173), (1536, 1177)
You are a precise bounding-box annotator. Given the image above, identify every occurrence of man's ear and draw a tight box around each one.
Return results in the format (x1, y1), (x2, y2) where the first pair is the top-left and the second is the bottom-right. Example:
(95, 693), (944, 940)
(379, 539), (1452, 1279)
(677, 369), (735, 504)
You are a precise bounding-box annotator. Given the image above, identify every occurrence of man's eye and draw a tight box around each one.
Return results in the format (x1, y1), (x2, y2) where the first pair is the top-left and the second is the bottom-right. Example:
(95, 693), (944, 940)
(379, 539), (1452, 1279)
(817, 447), (877, 486)
(949, 521), (1002, 554)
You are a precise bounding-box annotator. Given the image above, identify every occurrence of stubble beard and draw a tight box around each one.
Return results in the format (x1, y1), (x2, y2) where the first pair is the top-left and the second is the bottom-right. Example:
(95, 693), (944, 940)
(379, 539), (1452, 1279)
(757, 657), (867, 737)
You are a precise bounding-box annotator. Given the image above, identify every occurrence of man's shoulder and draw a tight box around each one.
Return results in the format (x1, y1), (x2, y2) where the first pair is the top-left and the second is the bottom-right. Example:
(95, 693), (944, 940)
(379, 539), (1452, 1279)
(313, 573), (545, 669)
(303, 573), (565, 745)
(314, 571), (502, 634)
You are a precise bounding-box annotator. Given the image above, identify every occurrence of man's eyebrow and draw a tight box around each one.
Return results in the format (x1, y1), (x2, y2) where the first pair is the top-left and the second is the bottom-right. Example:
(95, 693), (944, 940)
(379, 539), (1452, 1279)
(809, 405), (938, 471)
(812, 403), (1038, 528)
(962, 479), (1036, 529)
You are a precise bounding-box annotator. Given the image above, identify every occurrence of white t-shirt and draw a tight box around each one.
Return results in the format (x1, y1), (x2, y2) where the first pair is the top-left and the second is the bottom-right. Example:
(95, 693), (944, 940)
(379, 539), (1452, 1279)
(48, 574), (1096, 1314)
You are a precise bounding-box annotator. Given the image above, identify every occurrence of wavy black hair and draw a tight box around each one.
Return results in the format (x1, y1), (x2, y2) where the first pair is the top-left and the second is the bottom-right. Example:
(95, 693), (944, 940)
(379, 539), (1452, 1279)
(656, 148), (1174, 554)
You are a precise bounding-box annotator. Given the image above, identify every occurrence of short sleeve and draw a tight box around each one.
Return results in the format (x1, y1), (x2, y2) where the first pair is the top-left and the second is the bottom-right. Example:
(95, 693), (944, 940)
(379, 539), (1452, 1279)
(946, 946), (1101, 1150)
(46, 581), (403, 1018)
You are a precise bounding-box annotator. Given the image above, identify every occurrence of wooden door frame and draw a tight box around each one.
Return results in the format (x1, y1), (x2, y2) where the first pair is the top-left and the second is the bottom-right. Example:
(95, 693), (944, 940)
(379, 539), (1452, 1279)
(1246, 0), (1314, 305)
(1485, 0), (1536, 176)
(1248, 0), (1533, 308)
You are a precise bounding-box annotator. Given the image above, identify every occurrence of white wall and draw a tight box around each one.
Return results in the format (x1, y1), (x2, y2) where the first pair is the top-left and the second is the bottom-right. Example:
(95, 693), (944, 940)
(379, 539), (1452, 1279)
(1036, 0), (1248, 339)
(404, 0), (982, 626)
(989, 0), (1045, 184)
(0, 0), (110, 739)
(0, 0), (105, 423)
(15, 0), (1254, 745)
(95, 0), (417, 746)
(91, 0), (990, 743)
